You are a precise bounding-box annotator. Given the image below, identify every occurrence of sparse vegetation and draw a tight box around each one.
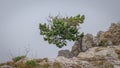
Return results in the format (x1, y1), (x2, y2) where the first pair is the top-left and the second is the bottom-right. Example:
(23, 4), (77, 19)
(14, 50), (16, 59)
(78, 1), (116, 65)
(104, 63), (114, 68)
(12, 55), (26, 62)
(25, 60), (37, 68)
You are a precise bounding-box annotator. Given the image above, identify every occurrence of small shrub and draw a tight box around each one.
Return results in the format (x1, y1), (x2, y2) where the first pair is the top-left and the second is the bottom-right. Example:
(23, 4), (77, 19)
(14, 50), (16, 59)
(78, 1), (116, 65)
(53, 62), (61, 68)
(98, 41), (106, 46)
(43, 63), (50, 68)
(12, 55), (26, 62)
(104, 63), (114, 68)
(98, 38), (108, 46)
(25, 60), (37, 68)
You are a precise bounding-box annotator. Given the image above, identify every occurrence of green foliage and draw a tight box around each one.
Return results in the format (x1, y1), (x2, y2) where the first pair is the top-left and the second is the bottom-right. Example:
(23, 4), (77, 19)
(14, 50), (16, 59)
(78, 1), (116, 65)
(12, 55), (26, 62)
(25, 60), (37, 68)
(39, 14), (85, 48)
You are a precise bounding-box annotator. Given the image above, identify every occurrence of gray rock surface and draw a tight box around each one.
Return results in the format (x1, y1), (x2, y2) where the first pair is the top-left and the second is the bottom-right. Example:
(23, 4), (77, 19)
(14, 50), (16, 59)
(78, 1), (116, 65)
(58, 50), (73, 58)
(58, 33), (94, 58)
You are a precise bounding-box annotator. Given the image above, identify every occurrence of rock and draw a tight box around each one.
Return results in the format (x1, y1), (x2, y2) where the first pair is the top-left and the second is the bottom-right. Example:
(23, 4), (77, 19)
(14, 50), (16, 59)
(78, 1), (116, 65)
(58, 50), (73, 58)
(1, 45), (120, 68)
(71, 33), (94, 57)
(82, 34), (94, 50)
(55, 56), (78, 64)
(71, 42), (80, 57)
(78, 46), (119, 60)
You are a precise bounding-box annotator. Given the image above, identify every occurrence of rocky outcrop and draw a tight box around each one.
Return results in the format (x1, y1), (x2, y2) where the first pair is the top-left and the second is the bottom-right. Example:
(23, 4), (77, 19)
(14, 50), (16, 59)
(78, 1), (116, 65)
(107, 23), (120, 45)
(95, 23), (120, 46)
(58, 23), (120, 58)
(56, 45), (120, 68)
(1, 23), (120, 68)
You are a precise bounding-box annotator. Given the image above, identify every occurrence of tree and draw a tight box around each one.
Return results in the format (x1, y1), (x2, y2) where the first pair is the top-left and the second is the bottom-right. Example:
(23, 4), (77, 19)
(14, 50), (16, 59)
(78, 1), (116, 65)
(39, 14), (85, 51)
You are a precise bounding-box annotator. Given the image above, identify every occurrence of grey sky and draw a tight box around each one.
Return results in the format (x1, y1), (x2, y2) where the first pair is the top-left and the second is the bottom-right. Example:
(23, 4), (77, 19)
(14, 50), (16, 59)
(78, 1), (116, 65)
(0, 0), (120, 63)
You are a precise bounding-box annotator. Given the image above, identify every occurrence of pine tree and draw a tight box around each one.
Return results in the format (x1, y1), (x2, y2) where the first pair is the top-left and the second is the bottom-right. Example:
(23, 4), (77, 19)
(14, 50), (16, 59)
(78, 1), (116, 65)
(39, 14), (85, 51)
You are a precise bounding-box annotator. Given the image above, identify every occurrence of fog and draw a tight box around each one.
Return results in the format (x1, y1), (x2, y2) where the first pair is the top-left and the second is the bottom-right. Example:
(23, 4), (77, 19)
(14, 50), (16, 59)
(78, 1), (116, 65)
(0, 0), (120, 63)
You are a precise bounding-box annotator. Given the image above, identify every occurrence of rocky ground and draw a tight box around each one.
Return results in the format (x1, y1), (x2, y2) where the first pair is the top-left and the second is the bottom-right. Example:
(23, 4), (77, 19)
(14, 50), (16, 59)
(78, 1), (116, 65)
(1, 45), (120, 68)
(58, 23), (120, 58)
(0, 23), (120, 68)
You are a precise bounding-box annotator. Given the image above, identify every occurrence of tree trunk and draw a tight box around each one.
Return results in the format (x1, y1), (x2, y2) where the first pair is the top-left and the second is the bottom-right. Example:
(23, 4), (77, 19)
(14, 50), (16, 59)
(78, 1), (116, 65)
(78, 37), (83, 52)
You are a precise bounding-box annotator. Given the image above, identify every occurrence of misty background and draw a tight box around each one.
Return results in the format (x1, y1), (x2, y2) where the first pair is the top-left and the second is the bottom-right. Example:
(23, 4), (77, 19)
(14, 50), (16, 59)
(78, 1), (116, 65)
(0, 0), (120, 63)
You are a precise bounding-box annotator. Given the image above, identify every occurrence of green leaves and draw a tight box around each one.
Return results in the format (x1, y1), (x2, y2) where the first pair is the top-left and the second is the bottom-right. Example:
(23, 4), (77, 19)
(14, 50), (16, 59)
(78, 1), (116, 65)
(39, 14), (85, 48)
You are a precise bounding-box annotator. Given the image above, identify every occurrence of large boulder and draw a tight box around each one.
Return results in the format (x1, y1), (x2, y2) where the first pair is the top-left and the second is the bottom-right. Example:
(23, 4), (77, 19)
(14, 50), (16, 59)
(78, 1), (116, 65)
(71, 33), (94, 57)
(71, 42), (80, 57)
(82, 33), (94, 50)
(58, 50), (73, 58)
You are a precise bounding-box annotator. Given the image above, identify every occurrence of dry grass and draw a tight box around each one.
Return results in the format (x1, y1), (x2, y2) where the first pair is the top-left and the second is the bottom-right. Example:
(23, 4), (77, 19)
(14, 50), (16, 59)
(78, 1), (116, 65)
(115, 49), (120, 59)
(53, 62), (61, 68)
(95, 47), (103, 52)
